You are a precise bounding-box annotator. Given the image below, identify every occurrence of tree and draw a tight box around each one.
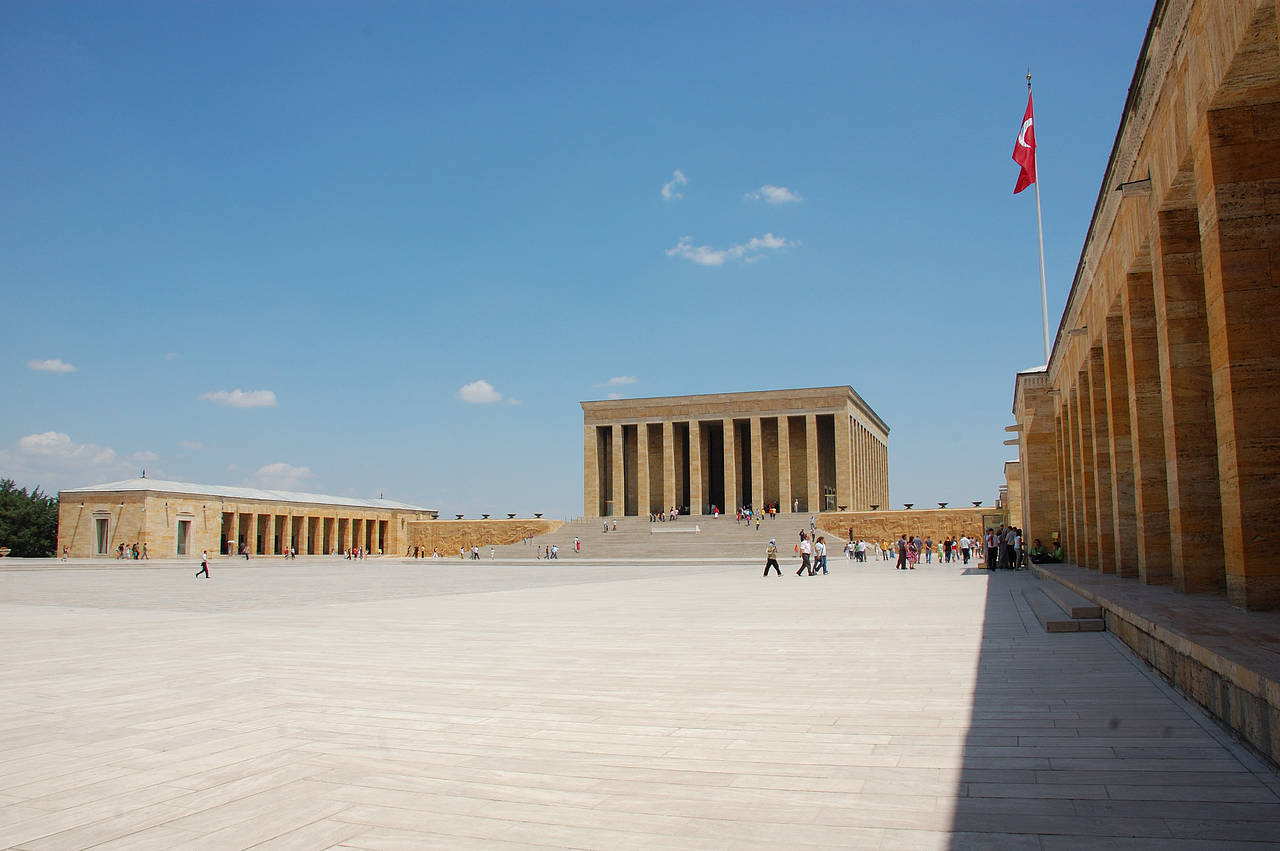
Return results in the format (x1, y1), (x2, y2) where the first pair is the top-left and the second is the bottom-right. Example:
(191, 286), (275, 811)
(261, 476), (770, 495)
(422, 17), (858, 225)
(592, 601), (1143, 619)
(0, 479), (59, 558)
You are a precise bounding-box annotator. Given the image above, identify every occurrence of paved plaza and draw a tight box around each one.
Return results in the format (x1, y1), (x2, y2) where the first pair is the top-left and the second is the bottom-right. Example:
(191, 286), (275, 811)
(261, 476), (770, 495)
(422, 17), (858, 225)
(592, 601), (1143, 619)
(1, 557), (1278, 850)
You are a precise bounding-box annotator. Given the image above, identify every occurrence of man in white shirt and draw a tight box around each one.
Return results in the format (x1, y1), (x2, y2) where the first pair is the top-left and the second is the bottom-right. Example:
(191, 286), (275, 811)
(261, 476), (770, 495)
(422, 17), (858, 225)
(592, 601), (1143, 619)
(796, 535), (813, 576)
(960, 535), (971, 565)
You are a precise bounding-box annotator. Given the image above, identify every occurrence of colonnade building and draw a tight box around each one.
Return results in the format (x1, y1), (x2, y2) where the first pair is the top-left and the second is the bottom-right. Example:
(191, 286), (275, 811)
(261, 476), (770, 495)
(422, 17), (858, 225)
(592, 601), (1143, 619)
(1011, 0), (1280, 610)
(57, 478), (437, 558)
(582, 387), (888, 517)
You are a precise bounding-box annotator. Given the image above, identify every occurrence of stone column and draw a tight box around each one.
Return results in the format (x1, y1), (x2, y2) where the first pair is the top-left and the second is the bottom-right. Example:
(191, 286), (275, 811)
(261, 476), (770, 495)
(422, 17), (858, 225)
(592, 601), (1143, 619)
(852, 423), (861, 509)
(611, 423), (625, 518)
(1195, 105), (1280, 609)
(1103, 313), (1139, 577)
(750, 417), (764, 511)
(266, 514), (277, 555)
(879, 439), (887, 507)
(372, 518), (382, 554)
(1056, 411), (1069, 546)
(1087, 346), (1116, 573)
(1151, 205), (1224, 594)
(248, 513), (259, 556)
(662, 421), (675, 514)
(835, 413), (852, 511)
(805, 413), (820, 513)
(722, 417), (738, 513)
(1122, 267), (1171, 584)
(637, 422), (651, 517)
(777, 416), (792, 513)
(1058, 403), (1075, 563)
(689, 422), (704, 515)
(1071, 381), (1095, 569)
(583, 424), (599, 518)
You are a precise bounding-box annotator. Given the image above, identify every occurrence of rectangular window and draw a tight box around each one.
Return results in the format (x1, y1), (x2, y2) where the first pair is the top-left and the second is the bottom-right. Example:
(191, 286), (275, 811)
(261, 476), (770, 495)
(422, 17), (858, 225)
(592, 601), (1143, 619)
(176, 519), (191, 556)
(94, 518), (109, 555)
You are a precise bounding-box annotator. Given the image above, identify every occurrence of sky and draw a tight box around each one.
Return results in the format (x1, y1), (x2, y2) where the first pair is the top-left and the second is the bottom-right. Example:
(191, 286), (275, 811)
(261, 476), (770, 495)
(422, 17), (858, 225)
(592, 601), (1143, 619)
(1, 1), (1157, 518)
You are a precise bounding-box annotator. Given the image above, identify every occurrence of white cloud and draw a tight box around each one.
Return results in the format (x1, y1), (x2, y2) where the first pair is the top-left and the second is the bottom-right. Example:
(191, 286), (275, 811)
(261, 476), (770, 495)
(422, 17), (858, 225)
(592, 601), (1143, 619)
(604, 376), (637, 386)
(130, 451), (159, 462)
(27, 358), (76, 374)
(198, 389), (277, 408)
(0, 431), (132, 492)
(248, 462), (314, 490)
(457, 380), (503, 404)
(607, 393), (623, 400)
(178, 440), (204, 450)
(661, 169), (688, 201)
(745, 184), (803, 204)
(163, 352), (178, 361)
(665, 232), (796, 266)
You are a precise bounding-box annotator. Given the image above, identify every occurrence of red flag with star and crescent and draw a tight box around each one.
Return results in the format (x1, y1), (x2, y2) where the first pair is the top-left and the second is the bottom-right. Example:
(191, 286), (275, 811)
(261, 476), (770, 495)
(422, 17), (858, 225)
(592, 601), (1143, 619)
(1012, 92), (1036, 194)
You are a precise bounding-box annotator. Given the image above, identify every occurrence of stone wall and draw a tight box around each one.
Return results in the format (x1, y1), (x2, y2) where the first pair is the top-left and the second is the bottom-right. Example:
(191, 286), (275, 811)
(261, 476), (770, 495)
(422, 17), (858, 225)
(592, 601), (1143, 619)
(403, 518), (563, 556)
(816, 506), (1005, 547)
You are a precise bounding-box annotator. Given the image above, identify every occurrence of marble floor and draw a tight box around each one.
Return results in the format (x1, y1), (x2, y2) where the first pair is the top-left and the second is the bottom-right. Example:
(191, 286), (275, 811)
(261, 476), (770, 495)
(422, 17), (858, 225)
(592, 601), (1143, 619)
(0, 557), (1277, 850)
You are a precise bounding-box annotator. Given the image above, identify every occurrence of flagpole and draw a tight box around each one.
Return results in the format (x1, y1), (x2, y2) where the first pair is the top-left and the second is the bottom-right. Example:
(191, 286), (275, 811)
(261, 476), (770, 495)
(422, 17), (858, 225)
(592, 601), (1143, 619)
(1029, 72), (1051, 365)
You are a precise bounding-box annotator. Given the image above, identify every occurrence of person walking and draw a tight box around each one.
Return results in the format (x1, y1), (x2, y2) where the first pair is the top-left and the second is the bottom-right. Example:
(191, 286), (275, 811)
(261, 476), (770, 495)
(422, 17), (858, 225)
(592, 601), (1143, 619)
(813, 536), (828, 575)
(796, 534), (813, 576)
(895, 535), (909, 570)
(763, 539), (781, 577)
(196, 550), (210, 579)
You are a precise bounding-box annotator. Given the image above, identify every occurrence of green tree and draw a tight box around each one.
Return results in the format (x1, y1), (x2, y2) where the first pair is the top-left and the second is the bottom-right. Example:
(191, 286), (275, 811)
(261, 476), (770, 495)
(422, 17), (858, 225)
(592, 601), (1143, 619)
(0, 478), (59, 558)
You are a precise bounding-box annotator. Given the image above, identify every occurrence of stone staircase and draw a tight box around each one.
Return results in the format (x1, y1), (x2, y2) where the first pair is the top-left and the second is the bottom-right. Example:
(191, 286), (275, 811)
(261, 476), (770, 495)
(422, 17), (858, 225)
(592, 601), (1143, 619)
(489, 513), (823, 561)
(1022, 578), (1105, 633)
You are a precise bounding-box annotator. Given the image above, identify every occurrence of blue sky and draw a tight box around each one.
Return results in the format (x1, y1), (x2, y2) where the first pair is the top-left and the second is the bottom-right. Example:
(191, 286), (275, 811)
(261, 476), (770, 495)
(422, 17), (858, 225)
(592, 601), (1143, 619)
(2, 1), (1155, 517)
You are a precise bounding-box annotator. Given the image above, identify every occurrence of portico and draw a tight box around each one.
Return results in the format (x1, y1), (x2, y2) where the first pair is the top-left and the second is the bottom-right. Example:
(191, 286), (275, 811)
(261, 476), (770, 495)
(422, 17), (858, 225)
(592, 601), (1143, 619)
(583, 386), (889, 517)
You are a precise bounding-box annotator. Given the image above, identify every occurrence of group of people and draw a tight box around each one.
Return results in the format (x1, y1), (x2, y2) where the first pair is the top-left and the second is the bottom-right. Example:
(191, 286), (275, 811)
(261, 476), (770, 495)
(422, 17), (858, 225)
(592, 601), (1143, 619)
(764, 529), (1047, 575)
(976, 526), (1065, 568)
(648, 507), (683, 522)
(115, 542), (148, 560)
(764, 530), (831, 577)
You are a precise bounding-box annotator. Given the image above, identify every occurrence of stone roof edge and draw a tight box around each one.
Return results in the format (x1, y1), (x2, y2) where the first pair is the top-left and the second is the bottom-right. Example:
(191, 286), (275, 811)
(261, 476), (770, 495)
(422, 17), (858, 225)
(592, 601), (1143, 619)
(1012, 365), (1051, 415)
(60, 478), (432, 512)
(580, 386), (890, 436)
(1049, 0), (1188, 378)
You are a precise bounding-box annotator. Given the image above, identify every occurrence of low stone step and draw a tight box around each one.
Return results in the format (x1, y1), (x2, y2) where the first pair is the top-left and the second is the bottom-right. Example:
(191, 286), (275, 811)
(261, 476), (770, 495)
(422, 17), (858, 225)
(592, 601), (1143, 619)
(1040, 580), (1103, 619)
(1023, 587), (1104, 633)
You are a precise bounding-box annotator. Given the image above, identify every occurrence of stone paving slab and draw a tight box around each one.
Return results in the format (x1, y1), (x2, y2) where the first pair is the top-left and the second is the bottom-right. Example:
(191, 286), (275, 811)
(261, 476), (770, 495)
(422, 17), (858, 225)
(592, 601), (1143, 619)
(0, 560), (1277, 849)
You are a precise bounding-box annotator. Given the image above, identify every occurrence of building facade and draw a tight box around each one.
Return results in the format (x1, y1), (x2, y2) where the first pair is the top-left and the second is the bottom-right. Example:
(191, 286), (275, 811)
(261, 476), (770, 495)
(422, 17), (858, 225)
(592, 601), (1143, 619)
(57, 478), (437, 558)
(1011, 0), (1280, 609)
(582, 387), (888, 517)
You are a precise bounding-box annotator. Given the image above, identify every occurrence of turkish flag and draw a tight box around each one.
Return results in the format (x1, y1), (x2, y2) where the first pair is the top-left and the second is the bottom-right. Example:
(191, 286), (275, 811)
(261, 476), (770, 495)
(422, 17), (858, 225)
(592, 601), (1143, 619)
(1012, 92), (1036, 194)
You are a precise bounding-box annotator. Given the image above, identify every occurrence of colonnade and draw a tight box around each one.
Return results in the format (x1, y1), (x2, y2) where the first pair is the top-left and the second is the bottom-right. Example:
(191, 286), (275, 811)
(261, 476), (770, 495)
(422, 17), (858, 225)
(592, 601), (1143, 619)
(1012, 0), (1280, 609)
(221, 508), (390, 555)
(584, 410), (887, 518)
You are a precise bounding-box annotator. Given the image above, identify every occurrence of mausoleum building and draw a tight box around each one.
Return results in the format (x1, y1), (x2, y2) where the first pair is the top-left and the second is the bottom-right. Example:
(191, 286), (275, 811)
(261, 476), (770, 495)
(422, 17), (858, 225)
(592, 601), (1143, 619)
(582, 387), (888, 517)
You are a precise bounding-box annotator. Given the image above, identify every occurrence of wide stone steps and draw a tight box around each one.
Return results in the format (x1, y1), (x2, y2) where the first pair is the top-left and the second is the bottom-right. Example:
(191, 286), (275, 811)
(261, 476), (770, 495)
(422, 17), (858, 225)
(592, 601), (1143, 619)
(1023, 581), (1105, 633)
(492, 514), (824, 560)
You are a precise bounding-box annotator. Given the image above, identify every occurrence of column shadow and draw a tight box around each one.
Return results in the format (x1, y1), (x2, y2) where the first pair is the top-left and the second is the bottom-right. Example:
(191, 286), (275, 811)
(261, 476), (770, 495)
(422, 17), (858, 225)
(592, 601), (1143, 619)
(946, 568), (1280, 849)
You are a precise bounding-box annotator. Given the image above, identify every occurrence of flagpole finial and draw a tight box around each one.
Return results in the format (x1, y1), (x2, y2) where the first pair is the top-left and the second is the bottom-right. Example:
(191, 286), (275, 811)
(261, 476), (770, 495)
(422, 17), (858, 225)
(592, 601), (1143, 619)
(1026, 69), (1032, 89)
